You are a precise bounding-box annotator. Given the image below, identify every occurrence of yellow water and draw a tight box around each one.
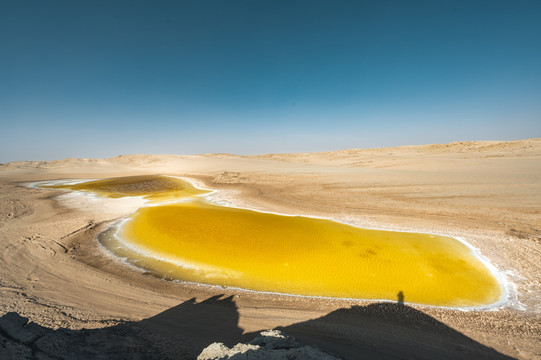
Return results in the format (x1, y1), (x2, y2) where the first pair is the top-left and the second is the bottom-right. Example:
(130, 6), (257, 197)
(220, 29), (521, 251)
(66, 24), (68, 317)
(44, 176), (504, 307)
(41, 175), (209, 202)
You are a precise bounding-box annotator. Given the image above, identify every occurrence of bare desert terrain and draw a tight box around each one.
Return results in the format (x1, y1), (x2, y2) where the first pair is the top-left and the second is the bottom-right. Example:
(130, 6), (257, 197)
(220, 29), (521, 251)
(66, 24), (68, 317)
(1, 139), (540, 359)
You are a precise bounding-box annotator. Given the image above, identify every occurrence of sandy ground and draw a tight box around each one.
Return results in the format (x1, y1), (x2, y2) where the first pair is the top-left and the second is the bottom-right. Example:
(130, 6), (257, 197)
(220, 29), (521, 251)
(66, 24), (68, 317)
(0, 139), (540, 359)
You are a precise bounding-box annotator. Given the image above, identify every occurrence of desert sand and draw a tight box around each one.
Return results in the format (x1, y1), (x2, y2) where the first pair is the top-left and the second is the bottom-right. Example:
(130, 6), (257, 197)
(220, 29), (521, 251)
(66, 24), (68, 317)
(0, 139), (540, 359)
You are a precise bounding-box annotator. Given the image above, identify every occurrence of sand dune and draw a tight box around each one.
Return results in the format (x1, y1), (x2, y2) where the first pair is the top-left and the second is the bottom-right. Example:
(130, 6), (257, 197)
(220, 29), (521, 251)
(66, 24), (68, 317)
(0, 139), (540, 359)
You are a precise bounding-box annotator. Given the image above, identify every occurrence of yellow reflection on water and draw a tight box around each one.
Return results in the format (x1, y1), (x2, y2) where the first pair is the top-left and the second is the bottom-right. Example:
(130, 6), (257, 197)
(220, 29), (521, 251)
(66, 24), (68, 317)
(41, 175), (209, 202)
(45, 176), (503, 307)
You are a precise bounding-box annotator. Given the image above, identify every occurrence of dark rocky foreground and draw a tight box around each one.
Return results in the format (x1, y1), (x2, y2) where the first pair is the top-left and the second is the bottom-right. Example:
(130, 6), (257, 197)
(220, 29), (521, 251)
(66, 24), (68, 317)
(0, 295), (517, 360)
(0, 312), (157, 360)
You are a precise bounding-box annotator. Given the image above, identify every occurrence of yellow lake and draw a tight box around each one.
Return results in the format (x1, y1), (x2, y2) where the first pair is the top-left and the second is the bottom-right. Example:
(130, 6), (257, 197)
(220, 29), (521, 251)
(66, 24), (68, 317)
(43, 175), (504, 307)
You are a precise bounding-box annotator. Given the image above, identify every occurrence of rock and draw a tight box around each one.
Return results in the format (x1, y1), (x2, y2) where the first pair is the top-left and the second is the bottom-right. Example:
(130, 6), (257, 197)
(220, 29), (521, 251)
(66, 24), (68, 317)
(0, 332), (33, 360)
(250, 329), (302, 350)
(34, 332), (70, 357)
(212, 171), (249, 184)
(197, 330), (339, 360)
(34, 351), (56, 360)
(0, 312), (47, 345)
(198, 342), (239, 359)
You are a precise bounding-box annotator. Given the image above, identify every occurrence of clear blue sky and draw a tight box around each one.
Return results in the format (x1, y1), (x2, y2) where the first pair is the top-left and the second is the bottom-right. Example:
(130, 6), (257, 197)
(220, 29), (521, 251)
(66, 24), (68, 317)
(1, 0), (540, 162)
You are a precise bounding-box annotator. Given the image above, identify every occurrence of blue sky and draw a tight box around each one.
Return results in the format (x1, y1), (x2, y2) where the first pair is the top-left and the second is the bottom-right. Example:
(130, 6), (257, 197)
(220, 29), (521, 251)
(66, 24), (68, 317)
(1, 0), (540, 162)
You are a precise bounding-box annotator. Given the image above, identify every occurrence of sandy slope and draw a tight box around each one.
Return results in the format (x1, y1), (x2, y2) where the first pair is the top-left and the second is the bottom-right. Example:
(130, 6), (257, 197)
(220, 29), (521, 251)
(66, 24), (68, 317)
(0, 139), (540, 359)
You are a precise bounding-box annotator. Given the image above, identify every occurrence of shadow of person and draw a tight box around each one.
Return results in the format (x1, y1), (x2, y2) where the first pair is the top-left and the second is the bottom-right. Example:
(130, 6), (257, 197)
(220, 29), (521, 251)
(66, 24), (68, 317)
(397, 291), (405, 304)
(279, 302), (516, 360)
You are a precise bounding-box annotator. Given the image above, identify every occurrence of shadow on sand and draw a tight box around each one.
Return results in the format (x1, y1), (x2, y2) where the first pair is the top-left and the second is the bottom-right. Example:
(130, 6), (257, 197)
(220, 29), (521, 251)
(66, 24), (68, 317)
(279, 301), (515, 359)
(0, 293), (515, 360)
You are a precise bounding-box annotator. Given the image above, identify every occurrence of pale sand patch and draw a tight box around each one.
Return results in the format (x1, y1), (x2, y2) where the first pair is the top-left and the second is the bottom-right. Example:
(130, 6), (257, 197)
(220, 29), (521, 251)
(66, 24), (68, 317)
(0, 138), (539, 359)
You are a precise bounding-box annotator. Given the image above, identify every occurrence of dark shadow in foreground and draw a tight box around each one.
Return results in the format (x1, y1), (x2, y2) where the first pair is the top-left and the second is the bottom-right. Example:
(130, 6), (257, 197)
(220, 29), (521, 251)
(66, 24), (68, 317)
(279, 301), (515, 360)
(0, 294), (516, 360)
(0, 295), (243, 360)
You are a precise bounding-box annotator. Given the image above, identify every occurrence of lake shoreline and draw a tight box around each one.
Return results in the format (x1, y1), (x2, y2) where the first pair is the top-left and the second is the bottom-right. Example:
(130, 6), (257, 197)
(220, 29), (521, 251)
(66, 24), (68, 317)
(38, 176), (509, 310)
